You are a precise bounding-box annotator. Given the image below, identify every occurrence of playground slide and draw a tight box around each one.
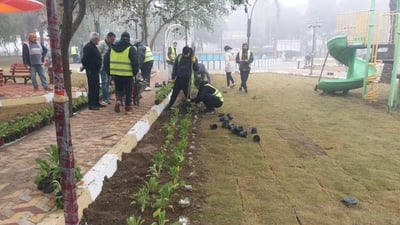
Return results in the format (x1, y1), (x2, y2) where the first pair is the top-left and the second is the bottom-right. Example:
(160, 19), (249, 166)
(316, 35), (377, 93)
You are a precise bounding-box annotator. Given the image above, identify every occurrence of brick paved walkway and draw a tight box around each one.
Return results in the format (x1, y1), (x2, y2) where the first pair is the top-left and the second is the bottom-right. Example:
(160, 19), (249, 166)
(0, 71), (168, 225)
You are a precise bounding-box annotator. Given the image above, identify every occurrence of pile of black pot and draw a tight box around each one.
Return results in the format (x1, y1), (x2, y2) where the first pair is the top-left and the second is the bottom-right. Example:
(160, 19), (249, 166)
(210, 113), (261, 142)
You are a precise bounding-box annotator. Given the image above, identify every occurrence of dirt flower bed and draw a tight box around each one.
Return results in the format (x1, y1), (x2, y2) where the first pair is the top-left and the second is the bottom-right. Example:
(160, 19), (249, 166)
(80, 108), (208, 225)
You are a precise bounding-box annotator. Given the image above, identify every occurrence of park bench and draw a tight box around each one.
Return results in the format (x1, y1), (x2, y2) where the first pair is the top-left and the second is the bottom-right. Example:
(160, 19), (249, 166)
(4, 64), (31, 84)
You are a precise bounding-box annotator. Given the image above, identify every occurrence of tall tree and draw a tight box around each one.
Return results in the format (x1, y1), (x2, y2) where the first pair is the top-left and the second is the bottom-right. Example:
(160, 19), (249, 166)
(60, 0), (86, 114)
(46, 0), (85, 223)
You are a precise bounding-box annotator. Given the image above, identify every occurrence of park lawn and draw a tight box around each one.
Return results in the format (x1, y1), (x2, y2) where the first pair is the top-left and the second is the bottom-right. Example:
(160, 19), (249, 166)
(194, 73), (400, 225)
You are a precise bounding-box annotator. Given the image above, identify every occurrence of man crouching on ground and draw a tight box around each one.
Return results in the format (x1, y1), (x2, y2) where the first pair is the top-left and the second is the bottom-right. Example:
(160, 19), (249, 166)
(191, 78), (223, 115)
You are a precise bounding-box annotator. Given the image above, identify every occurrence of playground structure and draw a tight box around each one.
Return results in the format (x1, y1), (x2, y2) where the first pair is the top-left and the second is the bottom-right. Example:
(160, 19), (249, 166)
(316, 0), (400, 112)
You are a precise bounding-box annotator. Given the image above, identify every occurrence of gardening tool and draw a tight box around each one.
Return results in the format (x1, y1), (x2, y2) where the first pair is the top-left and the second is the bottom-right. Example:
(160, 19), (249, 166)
(314, 52), (330, 91)
(210, 124), (218, 130)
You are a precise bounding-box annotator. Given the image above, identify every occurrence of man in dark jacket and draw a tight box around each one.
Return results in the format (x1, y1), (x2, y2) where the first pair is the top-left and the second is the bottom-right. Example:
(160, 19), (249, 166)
(22, 33), (52, 91)
(236, 42), (254, 93)
(166, 46), (199, 109)
(104, 32), (139, 113)
(192, 79), (223, 115)
(81, 32), (103, 110)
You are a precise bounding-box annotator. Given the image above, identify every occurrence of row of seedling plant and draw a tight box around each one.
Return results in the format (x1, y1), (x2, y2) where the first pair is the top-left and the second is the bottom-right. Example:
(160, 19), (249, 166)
(127, 107), (193, 225)
(154, 82), (173, 105)
(0, 95), (88, 147)
(34, 145), (83, 209)
(0, 107), (53, 146)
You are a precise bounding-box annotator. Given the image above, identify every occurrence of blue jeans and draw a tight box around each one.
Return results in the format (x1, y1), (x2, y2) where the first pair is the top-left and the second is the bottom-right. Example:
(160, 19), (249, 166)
(100, 69), (109, 102)
(30, 65), (48, 89)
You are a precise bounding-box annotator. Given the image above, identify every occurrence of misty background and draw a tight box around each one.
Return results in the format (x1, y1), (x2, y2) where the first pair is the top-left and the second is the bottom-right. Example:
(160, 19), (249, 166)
(0, 0), (394, 60)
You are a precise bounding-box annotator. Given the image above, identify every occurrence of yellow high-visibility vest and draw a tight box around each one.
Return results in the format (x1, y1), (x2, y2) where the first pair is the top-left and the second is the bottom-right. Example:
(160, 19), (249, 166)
(205, 83), (224, 102)
(239, 50), (250, 60)
(71, 46), (78, 55)
(110, 47), (133, 76)
(144, 46), (153, 63)
(168, 46), (176, 61)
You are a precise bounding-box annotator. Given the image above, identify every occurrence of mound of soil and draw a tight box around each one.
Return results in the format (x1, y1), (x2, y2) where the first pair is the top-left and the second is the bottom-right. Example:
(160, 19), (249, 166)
(80, 111), (207, 225)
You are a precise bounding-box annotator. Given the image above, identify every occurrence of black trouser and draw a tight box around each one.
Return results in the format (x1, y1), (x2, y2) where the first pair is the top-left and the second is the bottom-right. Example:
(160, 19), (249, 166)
(114, 75), (133, 106)
(239, 70), (250, 90)
(141, 61), (153, 85)
(226, 72), (234, 86)
(168, 78), (190, 107)
(202, 94), (223, 111)
(86, 69), (100, 107)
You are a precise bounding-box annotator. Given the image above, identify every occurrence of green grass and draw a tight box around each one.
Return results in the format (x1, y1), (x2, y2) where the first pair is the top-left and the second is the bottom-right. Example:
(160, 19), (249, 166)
(194, 73), (400, 225)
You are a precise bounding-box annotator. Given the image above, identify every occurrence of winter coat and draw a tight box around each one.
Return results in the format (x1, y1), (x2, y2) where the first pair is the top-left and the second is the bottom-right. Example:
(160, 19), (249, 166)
(225, 49), (236, 73)
(103, 40), (139, 77)
(81, 41), (102, 71)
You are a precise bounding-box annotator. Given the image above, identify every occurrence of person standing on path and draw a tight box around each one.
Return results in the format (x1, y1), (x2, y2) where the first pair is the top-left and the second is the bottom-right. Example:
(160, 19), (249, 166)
(134, 40), (154, 91)
(224, 45), (236, 88)
(166, 41), (178, 80)
(22, 33), (52, 91)
(166, 46), (199, 109)
(98, 32), (116, 104)
(81, 32), (104, 110)
(104, 32), (139, 113)
(235, 43), (254, 93)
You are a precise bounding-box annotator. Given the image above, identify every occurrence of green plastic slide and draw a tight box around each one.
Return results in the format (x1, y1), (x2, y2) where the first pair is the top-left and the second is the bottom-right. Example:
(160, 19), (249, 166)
(316, 35), (377, 93)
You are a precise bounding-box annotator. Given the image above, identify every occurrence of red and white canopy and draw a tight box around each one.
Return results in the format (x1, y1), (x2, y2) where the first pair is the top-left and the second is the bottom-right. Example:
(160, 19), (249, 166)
(0, 0), (44, 13)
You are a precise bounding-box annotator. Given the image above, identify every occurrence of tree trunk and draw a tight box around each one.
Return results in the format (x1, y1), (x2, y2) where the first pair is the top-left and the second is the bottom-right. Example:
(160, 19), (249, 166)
(381, 0), (397, 84)
(46, 0), (78, 224)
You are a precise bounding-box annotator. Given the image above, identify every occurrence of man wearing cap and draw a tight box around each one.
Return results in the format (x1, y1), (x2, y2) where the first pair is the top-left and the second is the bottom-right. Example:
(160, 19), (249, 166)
(81, 32), (103, 110)
(166, 46), (199, 108)
(22, 33), (52, 91)
(104, 32), (139, 113)
(236, 43), (254, 93)
(166, 41), (178, 79)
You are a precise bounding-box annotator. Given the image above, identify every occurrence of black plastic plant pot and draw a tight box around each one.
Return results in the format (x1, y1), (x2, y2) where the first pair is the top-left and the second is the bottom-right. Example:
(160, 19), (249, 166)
(253, 135), (261, 142)
(342, 197), (358, 206)
(239, 131), (248, 138)
(227, 113), (233, 120)
(219, 116), (228, 122)
(222, 120), (229, 128)
(251, 127), (258, 134)
(210, 124), (218, 130)
(162, 81), (166, 86)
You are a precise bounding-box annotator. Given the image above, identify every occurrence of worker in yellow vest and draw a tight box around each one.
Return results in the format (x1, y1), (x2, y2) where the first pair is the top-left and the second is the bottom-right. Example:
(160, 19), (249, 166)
(104, 32), (139, 113)
(166, 41), (177, 79)
(70, 46), (79, 63)
(191, 78), (224, 115)
(235, 42), (254, 93)
(134, 40), (154, 91)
